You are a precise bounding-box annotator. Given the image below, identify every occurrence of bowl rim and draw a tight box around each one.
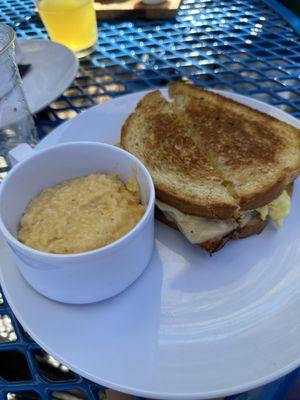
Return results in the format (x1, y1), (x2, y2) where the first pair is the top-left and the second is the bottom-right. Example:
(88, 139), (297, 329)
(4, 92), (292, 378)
(0, 141), (155, 260)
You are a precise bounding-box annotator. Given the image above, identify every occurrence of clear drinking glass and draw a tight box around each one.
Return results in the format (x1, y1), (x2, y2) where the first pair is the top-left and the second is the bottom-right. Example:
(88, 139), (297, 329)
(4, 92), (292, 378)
(35, 0), (98, 58)
(0, 24), (38, 169)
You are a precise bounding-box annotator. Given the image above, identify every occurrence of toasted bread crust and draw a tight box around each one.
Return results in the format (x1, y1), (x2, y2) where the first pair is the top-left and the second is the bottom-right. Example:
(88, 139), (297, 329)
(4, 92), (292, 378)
(168, 82), (300, 210)
(155, 187), (237, 219)
(232, 216), (268, 239)
(168, 82), (298, 145)
(240, 179), (286, 210)
(122, 84), (299, 218)
(241, 169), (299, 209)
(121, 90), (239, 219)
(155, 207), (268, 254)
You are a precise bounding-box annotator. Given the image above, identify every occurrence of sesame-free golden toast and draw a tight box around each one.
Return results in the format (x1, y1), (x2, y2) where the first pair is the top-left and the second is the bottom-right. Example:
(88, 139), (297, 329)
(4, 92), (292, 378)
(121, 90), (238, 219)
(168, 82), (300, 211)
(121, 84), (300, 219)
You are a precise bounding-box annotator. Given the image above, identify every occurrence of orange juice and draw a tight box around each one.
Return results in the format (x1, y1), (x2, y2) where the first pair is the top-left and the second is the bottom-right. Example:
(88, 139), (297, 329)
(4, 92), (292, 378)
(38, 0), (98, 54)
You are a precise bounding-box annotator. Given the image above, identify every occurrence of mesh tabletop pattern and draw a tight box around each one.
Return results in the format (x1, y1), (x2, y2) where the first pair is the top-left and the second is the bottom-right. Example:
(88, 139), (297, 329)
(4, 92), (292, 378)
(0, 0), (299, 145)
(0, 0), (300, 399)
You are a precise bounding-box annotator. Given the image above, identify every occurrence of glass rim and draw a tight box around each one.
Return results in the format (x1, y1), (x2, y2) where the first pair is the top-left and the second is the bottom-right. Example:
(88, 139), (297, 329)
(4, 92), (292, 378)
(0, 23), (16, 56)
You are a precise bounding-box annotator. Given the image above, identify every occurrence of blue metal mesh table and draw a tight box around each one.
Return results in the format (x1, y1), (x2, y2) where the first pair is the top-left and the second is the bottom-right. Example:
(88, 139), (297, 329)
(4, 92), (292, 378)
(0, 0), (300, 399)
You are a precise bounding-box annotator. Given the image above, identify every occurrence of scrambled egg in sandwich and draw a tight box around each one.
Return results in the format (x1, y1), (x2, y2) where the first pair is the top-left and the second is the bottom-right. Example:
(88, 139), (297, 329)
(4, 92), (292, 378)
(257, 190), (291, 228)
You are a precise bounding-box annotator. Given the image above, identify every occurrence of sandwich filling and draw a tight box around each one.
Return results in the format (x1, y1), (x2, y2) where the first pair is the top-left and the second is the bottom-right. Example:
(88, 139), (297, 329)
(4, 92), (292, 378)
(156, 190), (291, 244)
(121, 84), (300, 252)
(256, 190), (291, 228)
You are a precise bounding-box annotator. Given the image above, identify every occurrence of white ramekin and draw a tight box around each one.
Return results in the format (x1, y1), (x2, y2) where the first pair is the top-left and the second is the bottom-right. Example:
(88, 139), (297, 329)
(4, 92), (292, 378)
(0, 142), (155, 304)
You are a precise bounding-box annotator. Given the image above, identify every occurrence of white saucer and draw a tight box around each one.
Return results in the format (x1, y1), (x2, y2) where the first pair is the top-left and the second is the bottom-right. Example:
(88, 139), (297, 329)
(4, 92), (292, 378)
(1, 90), (300, 399)
(18, 39), (79, 114)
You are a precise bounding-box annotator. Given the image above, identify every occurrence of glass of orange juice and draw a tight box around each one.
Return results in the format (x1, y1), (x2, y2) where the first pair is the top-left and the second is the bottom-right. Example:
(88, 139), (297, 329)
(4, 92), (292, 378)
(35, 0), (98, 57)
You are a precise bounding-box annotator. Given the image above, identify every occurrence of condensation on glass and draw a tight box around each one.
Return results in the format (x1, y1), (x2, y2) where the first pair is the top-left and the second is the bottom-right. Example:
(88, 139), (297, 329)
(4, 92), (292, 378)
(0, 23), (37, 168)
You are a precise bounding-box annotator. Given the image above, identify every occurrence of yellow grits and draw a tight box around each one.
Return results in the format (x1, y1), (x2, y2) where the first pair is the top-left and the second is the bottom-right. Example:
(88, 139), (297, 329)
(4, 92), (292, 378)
(18, 173), (145, 254)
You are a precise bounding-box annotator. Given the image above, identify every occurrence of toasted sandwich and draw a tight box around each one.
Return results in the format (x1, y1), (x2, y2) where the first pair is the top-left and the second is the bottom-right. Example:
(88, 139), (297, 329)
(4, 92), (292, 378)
(121, 82), (300, 253)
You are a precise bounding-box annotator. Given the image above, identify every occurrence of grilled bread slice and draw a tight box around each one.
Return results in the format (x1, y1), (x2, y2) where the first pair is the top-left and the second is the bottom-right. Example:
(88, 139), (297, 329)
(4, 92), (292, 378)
(121, 90), (238, 219)
(168, 82), (300, 210)
(121, 84), (298, 252)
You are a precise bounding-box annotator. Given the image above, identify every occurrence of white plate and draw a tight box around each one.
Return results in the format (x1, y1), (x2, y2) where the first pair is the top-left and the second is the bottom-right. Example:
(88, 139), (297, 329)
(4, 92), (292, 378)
(1, 90), (300, 400)
(18, 39), (79, 114)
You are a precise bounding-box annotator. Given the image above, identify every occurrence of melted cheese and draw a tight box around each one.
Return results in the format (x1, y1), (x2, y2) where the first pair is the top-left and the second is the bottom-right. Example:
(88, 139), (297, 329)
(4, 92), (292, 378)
(156, 200), (237, 244)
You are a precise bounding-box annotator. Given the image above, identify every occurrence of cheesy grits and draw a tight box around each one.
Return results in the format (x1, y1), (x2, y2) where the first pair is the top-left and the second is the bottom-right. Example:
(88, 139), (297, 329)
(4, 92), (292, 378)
(18, 173), (145, 254)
